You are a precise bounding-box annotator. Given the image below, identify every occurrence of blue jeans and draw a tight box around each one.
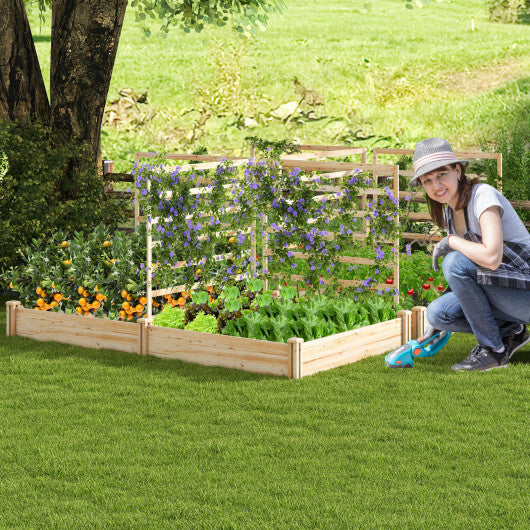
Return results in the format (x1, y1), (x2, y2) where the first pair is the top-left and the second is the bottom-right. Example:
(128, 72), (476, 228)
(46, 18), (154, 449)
(426, 251), (530, 350)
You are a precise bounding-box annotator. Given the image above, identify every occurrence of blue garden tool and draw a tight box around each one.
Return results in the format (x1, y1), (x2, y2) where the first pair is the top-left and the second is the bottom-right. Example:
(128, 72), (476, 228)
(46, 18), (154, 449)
(385, 330), (451, 368)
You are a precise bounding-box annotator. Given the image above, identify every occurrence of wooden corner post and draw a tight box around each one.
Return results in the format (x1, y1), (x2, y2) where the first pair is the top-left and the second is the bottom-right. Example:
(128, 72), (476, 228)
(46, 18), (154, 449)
(287, 338), (304, 379)
(6, 301), (21, 337)
(137, 318), (151, 355)
(397, 309), (412, 344)
(411, 306), (427, 339)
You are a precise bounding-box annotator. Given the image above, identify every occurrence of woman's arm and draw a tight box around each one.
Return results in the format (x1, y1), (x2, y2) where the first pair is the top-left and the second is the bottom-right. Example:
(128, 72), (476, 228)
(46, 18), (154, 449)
(448, 206), (503, 269)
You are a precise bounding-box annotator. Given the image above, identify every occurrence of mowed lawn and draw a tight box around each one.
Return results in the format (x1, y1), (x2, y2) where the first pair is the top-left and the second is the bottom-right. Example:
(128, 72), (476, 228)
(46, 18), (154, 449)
(28, 0), (530, 171)
(1, 296), (529, 528)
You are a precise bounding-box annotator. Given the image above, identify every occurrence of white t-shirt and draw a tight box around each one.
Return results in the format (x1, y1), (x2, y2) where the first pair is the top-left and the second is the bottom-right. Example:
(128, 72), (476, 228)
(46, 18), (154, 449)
(449, 183), (530, 246)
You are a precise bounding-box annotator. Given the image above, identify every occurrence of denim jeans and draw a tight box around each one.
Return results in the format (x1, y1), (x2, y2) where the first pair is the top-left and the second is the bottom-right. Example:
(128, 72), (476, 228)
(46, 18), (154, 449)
(426, 251), (530, 350)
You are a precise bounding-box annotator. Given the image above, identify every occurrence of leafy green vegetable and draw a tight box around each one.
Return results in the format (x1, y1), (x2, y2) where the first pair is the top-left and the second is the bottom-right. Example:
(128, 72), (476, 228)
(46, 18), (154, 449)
(152, 306), (186, 329)
(184, 312), (218, 334)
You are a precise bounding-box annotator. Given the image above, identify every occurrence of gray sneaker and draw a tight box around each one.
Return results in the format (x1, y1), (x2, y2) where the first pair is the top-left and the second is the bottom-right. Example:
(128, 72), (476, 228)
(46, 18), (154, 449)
(451, 346), (504, 372)
(500, 326), (530, 366)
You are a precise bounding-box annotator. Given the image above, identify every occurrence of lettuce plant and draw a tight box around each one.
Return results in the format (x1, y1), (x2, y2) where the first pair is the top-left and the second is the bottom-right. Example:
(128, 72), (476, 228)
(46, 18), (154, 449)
(152, 306), (185, 329)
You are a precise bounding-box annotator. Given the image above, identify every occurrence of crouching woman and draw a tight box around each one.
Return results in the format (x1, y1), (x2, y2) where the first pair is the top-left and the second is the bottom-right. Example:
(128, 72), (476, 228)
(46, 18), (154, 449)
(411, 138), (530, 371)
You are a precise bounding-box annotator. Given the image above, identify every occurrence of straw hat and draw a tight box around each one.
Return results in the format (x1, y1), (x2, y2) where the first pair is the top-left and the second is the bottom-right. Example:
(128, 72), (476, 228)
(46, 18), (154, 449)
(410, 138), (469, 187)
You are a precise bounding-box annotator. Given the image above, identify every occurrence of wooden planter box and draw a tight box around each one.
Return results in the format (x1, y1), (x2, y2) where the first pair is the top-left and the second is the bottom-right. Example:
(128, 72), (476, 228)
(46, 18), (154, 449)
(6, 301), (426, 378)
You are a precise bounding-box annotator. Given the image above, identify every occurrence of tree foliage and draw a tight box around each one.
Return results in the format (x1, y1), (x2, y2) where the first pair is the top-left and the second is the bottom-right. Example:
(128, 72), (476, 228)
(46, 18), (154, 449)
(28, 0), (285, 36)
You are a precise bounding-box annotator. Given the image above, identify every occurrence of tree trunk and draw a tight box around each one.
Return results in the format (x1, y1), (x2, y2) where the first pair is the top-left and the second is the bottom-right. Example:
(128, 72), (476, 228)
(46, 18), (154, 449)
(0, 0), (50, 123)
(50, 0), (127, 166)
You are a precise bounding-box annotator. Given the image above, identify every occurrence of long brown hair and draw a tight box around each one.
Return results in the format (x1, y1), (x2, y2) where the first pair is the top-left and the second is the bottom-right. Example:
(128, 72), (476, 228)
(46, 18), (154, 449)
(424, 163), (478, 229)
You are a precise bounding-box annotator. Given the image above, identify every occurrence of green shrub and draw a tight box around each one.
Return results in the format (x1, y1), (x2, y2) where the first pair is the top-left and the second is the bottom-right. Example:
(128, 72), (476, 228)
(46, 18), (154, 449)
(0, 120), (128, 271)
(487, 0), (529, 23)
(479, 120), (530, 226)
(0, 223), (150, 320)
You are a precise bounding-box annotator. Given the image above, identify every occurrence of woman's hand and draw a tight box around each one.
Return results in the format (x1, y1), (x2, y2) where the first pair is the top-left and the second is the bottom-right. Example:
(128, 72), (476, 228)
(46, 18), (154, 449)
(432, 236), (453, 272)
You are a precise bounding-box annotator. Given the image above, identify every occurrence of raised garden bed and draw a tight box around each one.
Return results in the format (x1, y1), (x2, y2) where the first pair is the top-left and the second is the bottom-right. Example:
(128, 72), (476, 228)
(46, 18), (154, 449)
(6, 301), (427, 378)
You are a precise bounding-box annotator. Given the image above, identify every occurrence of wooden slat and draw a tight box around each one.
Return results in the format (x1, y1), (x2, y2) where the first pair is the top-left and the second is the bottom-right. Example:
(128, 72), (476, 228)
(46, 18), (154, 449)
(262, 249), (375, 265)
(271, 273), (392, 292)
(105, 172), (134, 182)
(302, 319), (402, 375)
(374, 147), (501, 160)
(402, 232), (443, 243)
(135, 152), (248, 162)
(294, 144), (366, 153)
(14, 307), (138, 353)
(151, 273), (250, 298)
(147, 326), (289, 376)
(280, 159), (395, 173)
(281, 149), (366, 161)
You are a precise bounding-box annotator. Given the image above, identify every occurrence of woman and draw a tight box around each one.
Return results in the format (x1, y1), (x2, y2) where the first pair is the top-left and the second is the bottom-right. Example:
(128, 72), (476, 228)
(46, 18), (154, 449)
(411, 138), (530, 371)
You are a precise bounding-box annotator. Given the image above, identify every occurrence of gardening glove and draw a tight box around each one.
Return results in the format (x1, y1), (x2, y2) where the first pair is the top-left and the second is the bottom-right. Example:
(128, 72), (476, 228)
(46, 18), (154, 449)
(421, 323), (437, 341)
(432, 235), (453, 272)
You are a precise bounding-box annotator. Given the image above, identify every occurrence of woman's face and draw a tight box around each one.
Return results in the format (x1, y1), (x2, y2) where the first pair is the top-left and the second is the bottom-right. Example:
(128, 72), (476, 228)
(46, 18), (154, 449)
(420, 164), (461, 208)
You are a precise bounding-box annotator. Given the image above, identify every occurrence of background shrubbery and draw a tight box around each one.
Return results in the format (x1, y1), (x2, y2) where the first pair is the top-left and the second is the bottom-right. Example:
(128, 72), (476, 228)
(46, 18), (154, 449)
(487, 0), (530, 23)
(0, 120), (128, 272)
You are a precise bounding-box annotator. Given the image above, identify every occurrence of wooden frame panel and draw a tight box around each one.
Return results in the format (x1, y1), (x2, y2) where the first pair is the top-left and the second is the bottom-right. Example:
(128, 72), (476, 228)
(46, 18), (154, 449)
(146, 326), (290, 377)
(12, 305), (138, 353)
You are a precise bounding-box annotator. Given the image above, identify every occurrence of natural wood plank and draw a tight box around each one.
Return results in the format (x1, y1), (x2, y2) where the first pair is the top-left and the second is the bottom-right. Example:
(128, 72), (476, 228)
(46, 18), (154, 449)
(147, 326), (289, 376)
(302, 319), (402, 375)
(14, 307), (138, 353)
(280, 159), (395, 173)
(135, 152), (248, 162)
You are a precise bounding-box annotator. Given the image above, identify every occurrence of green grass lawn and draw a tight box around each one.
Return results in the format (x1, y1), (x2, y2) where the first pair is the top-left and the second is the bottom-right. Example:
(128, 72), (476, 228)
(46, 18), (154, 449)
(1, 296), (529, 528)
(27, 1), (530, 171)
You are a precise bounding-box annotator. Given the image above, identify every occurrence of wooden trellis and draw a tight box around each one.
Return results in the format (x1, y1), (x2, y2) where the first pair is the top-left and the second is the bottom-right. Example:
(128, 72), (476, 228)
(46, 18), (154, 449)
(138, 156), (402, 317)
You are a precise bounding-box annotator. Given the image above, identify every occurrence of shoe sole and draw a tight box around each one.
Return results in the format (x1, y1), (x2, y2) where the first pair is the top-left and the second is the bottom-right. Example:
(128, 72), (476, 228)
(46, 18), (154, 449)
(451, 363), (509, 372)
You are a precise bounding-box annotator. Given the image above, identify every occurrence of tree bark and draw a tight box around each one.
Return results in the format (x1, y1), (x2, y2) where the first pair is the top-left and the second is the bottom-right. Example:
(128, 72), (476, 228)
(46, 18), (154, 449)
(50, 0), (127, 165)
(0, 0), (50, 123)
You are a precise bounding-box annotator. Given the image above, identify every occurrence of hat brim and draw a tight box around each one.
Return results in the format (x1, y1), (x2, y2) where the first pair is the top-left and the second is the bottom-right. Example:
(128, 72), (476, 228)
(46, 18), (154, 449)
(409, 159), (469, 188)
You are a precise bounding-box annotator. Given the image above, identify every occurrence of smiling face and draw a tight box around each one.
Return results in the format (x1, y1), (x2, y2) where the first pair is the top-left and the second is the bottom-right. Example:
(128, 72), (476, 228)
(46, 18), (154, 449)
(420, 164), (461, 209)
